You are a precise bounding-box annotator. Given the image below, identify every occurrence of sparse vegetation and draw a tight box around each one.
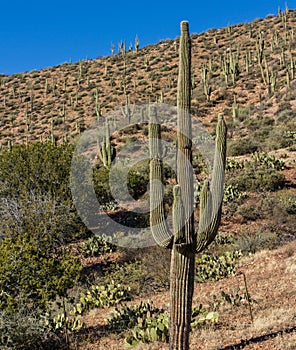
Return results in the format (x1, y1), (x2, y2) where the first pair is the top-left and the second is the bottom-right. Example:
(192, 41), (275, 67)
(0, 9), (295, 350)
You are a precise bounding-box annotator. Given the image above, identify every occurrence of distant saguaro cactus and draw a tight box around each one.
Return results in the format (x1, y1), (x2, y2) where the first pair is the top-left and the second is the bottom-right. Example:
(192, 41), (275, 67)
(97, 121), (113, 168)
(149, 21), (227, 350)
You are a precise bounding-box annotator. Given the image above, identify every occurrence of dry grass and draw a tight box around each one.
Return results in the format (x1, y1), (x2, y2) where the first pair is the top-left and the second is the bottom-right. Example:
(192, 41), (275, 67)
(73, 241), (296, 349)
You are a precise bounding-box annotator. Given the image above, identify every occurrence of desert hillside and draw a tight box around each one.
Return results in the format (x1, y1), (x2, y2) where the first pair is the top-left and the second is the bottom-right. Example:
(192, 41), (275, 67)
(0, 8), (295, 350)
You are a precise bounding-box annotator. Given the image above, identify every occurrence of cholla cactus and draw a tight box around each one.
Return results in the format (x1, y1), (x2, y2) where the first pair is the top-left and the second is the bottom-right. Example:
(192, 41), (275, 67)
(149, 21), (227, 350)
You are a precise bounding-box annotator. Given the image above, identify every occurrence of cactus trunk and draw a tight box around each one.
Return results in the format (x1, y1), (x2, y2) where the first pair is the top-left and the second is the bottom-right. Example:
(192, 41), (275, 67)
(169, 21), (195, 350)
(149, 20), (227, 350)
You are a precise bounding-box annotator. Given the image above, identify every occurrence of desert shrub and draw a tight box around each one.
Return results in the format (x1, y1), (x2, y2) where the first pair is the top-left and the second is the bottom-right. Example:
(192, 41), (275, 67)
(93, 160), (150, 203)
(226, 151), (286, 193)
(245, 116), (274, 131)
(236, 191), (296, 229)
(107, 209), (150, 229)
(0, 237), (82, 312)
(234, 230), (277, 254)
(0, 142), (74, 200)
(235, 105), (252, 122)
(127, 159), (150, 199)
(235, 202), (263, 221)
(276, 190), (296, 215)
(100, 260), (145, 295)
(0, 142), (89, 243)
(140, 247), (171, 293)
(93, 166), (114, 205)
(123, 246), (171, 293)
(0, 307), (66, 350)
(0, 193), (86, 249)
(277, 103), (293, 120)
(267, 126), (296, 150)
(100, 246), (171, 296)
(227, 138), (259, 156)
(94, 158), (174, 206)
(228, 166), (285, 192)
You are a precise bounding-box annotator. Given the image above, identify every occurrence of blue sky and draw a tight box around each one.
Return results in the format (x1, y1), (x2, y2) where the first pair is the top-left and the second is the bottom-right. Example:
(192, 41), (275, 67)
(1, 0), (295, 75)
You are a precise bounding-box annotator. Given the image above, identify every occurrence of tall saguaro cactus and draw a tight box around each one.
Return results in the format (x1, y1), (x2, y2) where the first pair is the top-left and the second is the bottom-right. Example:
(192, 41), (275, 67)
(98, 121), (113, 168)
(149, 21), (227, 350)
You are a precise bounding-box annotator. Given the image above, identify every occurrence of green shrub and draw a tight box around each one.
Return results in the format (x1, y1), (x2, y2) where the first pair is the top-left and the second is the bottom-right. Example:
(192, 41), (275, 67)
(0, 193), (86, 249)
(228, 167), (285, 192)
(102, 247), (171, 295)
(100, 260), (145, 295)
(93, 159), (174, 206)
(127, 160), (150, 199)
(0, 307), (66, 350)
(0, 237), (82, 312)
(93, 166), (114, 205)
(276, 190), (296, 215)
(0, 142), (89, 243)
(235, 203), (263, 221)
(227, 138), (259, 156)
(245, 116), (274, 131)
(93, 160), (149, 204)
(0, 142), (74, 200)
(234, 230), (278, 254)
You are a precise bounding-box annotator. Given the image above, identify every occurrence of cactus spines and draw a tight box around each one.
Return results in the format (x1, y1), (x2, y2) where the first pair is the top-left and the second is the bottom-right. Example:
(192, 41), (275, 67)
(149, 21), (227, 350)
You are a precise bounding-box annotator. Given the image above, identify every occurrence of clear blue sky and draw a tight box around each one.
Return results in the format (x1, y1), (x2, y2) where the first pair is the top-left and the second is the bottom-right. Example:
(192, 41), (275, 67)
(1, 0), (295, 75)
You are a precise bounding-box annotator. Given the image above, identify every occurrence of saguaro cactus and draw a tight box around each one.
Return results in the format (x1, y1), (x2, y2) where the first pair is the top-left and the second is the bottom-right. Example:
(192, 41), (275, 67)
(97, 121), (113, 168)
(149, 21), (227, 350)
